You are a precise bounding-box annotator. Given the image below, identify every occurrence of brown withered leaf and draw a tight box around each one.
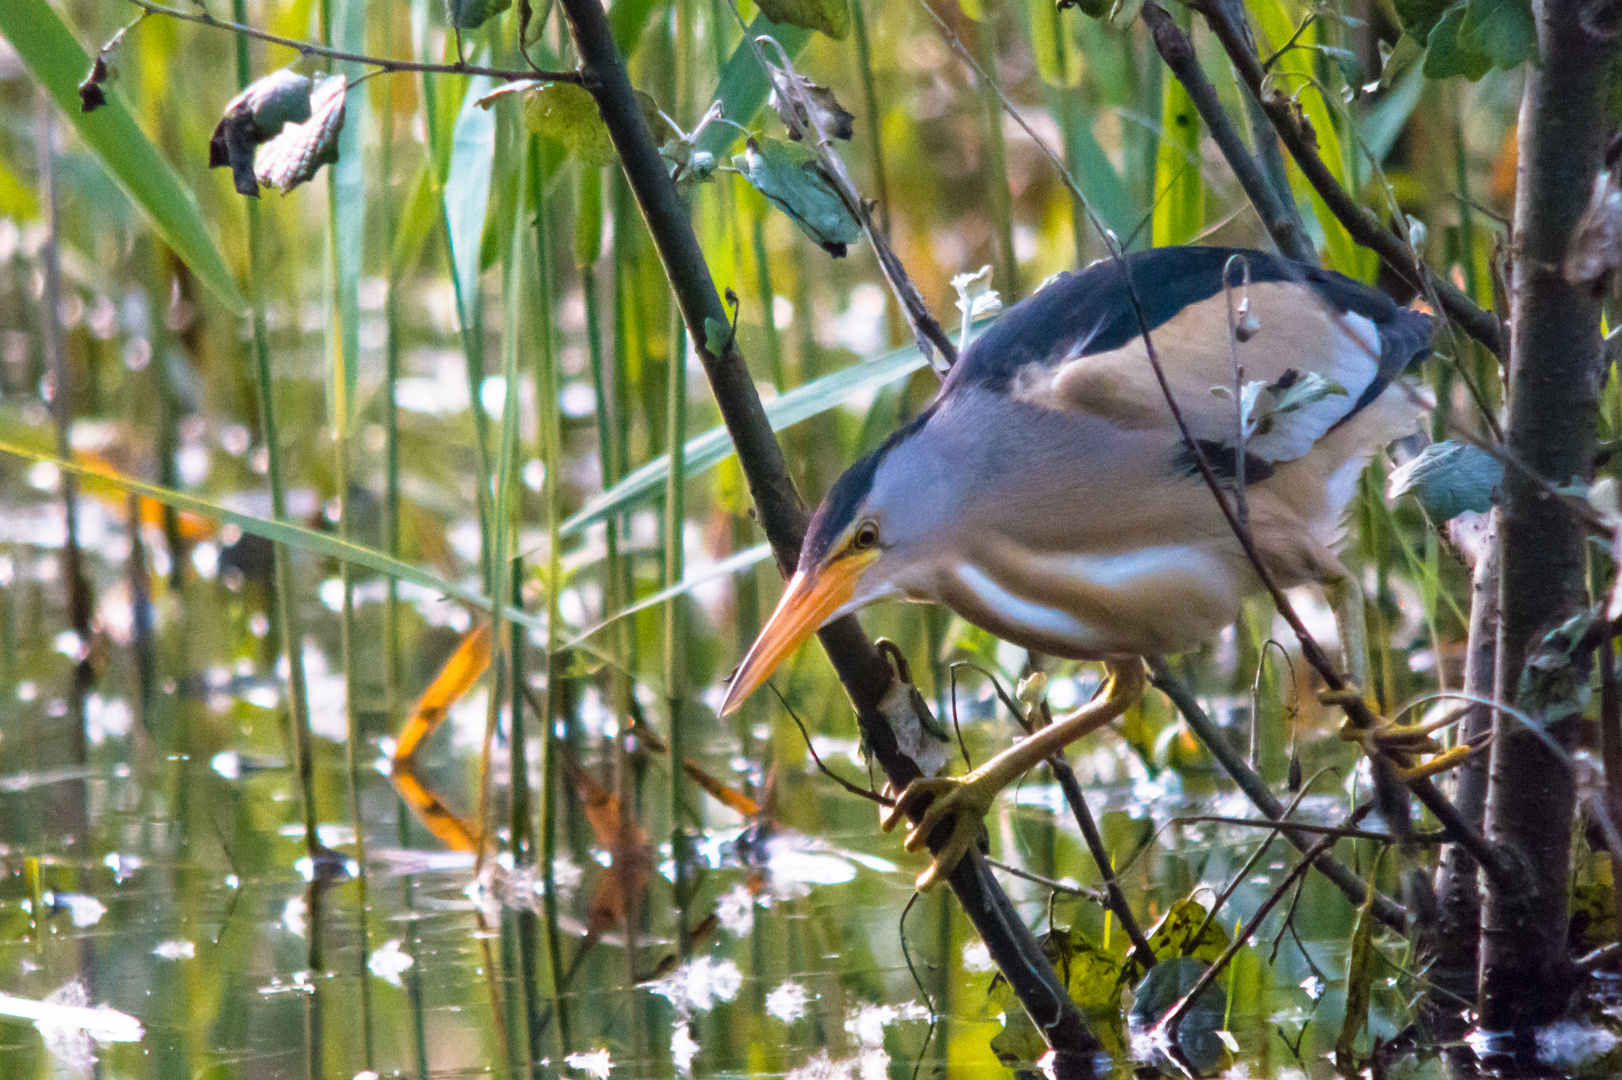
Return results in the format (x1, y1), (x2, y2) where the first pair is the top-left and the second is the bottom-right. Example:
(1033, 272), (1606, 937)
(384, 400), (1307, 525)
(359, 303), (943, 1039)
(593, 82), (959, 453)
(569, 759), (654, 934)
(78, 56), (110, 113)
(766, 66), (855, 142)
(682, 760), (762, 818)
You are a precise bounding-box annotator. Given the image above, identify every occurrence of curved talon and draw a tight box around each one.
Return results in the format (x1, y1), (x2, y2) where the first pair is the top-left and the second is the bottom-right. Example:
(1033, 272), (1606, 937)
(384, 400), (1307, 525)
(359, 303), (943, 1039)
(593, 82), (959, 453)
(880, 776), (994, 892)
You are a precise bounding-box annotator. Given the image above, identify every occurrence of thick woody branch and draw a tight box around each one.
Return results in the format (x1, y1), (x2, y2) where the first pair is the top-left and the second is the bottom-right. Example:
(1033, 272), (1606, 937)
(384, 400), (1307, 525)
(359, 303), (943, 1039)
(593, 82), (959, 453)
(555, 0), (1103, 1062)
(1141, 2), (1316, 265)
(1191, 0), (1503, 356)
(1480, 0), (1616, 1034)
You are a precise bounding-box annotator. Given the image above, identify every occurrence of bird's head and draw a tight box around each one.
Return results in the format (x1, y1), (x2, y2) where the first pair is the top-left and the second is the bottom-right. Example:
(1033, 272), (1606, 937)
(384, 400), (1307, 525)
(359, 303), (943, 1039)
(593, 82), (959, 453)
(720, 415), (948, 716)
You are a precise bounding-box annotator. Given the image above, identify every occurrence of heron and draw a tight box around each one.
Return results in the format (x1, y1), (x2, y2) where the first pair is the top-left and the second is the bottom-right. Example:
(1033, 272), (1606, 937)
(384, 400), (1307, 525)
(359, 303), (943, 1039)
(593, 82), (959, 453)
(719, 245), (1439, 890)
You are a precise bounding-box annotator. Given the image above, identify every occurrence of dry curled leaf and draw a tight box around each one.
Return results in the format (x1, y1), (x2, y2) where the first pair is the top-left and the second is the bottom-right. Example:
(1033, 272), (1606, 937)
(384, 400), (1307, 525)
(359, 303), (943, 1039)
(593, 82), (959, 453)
(767, 67), (854, 142)
(210, 68), (315, 196)
(254, 75), (346, 194)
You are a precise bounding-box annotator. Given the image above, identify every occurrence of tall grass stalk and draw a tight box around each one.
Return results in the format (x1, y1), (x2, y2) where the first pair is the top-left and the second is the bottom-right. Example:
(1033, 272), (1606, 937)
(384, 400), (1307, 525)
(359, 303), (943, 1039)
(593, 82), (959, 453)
(529, 136), (572, 1058)
(231, 0), (320, 891)
(319, 0), (376, 1065)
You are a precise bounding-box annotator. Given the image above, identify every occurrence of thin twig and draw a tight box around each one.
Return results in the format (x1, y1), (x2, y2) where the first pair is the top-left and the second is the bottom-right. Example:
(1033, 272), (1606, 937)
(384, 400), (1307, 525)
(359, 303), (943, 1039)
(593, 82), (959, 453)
(1149, 660), (1406, 931)
(769, 684), (894, 806)
(1160, 802), (1375, 1041)
(984, 858), (1106, 902)
(124, 0), (581, 82)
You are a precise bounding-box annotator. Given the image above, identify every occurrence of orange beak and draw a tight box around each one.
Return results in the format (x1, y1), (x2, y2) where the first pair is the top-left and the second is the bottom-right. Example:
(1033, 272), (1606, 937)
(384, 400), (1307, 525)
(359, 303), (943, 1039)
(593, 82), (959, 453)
(719, 553), (875, 716)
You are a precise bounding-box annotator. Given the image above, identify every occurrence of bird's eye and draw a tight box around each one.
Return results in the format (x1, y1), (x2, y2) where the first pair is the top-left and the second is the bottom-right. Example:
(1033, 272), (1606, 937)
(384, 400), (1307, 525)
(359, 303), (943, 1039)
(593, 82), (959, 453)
(852, 520), (880, 551)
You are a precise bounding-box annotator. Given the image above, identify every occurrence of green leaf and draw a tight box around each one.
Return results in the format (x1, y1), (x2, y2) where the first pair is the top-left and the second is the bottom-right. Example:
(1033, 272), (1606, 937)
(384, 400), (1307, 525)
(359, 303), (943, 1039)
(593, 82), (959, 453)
(1386, 439), (1503, 522)
(0, 0), (244, 311)
(448, 0), (513, 30)
(756, 0), (850, 39)
(521, 82), (616, 166)
(1030, 0), (1081, 85)
(1459, 0), (1537, 70)
(1335, 880), (1378, 1071)
(1423, 7), (1493, 81)
(0, 437), (541, 631)
(694, 16), (814, 161)
(1392, 0), (1452, 37)
(1144, 899), (1229, 964)
(1127, 956), (1229, 1075)
(559, 329), (953, 537)
(989, 927), (1126, 1069)
(446, 76), (497, 322)
(1151, 71), (1203, 247)
(732, 137), (861, 257)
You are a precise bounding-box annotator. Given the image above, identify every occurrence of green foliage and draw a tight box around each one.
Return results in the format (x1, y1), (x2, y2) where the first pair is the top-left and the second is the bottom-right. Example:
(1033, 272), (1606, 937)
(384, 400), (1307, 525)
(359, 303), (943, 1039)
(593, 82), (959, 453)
(755, 0), (851, 39)
(1145, 899), (1231, 964)
(0, 0), (243, 309)
(989, 927), (1127, 1068)
(448, 0), (514, 30)
(732, 137), (861, 256)
(1387, 439), (1503, 521)
(522, 82), (617, 166)
(1421, 0), (1536, 80)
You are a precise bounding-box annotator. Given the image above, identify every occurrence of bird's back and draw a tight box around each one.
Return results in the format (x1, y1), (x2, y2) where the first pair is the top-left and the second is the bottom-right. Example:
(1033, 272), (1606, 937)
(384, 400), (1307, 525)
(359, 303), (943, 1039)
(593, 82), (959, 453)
(899, 246), (1432, 658)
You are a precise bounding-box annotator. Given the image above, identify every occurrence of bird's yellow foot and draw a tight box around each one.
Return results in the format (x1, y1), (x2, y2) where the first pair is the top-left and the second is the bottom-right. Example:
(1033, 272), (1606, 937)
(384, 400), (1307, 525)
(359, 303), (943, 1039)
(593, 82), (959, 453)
(880, 773), (998, 892)
(1321, 686), (1477, 782)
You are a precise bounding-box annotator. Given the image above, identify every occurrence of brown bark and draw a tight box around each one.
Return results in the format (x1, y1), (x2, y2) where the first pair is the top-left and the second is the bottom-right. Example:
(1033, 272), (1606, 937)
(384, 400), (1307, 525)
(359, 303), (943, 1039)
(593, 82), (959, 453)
(1479, 0), (1616, 1037)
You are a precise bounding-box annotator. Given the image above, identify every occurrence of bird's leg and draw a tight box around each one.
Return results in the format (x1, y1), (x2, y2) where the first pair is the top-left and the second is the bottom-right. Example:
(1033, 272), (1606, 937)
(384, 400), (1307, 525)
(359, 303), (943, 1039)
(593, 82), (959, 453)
(1324, 573), (1372, 690)
(1320, 687), (1481, 781)
(880, 657), (1148, 891)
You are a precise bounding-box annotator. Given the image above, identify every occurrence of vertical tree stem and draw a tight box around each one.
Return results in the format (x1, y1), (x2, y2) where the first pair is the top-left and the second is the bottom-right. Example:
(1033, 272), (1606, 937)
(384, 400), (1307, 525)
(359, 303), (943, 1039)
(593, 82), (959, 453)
(1480, 0), (1615, 1035)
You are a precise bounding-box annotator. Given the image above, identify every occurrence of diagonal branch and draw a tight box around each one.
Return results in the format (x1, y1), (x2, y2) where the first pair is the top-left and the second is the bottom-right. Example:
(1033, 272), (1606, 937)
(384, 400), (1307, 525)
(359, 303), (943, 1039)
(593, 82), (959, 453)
(1141, 2), (1316, 265)
(555, 0), (1104, 1062)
